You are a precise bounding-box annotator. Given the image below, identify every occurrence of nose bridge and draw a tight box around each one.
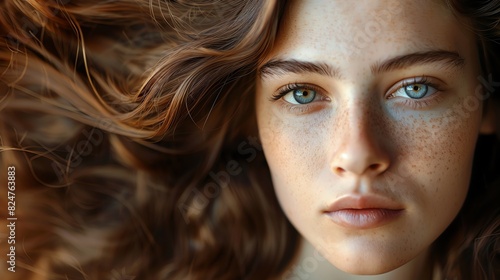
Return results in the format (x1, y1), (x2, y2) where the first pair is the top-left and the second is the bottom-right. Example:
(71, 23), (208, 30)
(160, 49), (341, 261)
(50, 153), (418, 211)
(346, 98), (372, 137)
(336, 96), (377, 149)
(331, 96), (390, 177)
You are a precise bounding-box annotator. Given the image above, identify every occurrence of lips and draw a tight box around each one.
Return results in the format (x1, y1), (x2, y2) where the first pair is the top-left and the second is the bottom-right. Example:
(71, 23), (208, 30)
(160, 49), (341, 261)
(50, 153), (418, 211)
(324, 195), (404, 229)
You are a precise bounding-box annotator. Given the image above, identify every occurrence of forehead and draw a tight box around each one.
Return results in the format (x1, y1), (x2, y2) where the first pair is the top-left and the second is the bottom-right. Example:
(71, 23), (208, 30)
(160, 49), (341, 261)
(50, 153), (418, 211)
(266, 0), (473, 65)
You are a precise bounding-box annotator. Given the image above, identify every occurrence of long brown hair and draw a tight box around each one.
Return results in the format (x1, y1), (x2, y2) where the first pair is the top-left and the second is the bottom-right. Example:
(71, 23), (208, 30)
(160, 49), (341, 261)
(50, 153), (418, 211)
(0, 0), (498, 279)
(435, 1), (500, 278)
(1, 1), (297, 279)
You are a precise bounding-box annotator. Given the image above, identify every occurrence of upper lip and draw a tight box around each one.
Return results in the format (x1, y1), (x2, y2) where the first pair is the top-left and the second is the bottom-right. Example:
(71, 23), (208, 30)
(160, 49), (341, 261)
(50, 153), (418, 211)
(323, 194), (404, 212)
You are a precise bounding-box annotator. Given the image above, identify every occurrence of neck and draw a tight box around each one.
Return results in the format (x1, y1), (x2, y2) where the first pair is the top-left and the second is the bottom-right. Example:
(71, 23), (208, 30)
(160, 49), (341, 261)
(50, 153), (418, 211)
(286, 238), (435, 280)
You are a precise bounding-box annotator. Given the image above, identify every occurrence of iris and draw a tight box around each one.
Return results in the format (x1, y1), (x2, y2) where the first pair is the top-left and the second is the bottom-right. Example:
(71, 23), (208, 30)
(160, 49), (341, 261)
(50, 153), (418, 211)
(293, 88), (316, 104)
(404, 84), (428, 99)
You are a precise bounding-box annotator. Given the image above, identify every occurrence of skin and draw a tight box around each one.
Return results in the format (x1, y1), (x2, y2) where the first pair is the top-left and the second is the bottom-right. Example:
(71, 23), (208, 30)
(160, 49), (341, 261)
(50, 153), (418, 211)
(255, 0), (490, 277)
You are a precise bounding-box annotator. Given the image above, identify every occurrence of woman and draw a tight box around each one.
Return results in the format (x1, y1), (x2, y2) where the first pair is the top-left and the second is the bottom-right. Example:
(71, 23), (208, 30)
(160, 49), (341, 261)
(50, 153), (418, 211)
(0, 0), (498, 279)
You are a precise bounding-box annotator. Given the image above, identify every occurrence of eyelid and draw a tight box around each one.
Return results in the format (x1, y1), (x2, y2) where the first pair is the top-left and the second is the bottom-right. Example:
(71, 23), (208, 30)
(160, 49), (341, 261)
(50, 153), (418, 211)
(386, 76), (443, 98)
(271, 83), (327, 102)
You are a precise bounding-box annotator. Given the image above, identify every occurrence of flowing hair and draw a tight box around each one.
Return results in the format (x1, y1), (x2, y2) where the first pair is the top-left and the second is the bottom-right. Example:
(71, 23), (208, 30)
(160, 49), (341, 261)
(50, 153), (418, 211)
(435, 1), (500, 279)
(0, 0), (498, 279)
(1, 1), (298, 279)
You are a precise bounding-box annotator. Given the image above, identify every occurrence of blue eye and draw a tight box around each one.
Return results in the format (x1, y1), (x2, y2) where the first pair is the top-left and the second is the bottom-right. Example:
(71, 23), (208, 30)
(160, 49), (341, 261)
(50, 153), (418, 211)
(404, 84), (428, 99)
(283, 88), (317, 104)
(392, 79), (438, 100)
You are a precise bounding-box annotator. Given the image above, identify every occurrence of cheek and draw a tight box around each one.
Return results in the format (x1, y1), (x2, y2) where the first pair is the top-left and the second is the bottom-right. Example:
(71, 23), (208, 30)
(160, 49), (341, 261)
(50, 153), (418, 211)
(262, 120), (324, 181)
(392, 97), (481, 229)
(256, 104), (330, 220)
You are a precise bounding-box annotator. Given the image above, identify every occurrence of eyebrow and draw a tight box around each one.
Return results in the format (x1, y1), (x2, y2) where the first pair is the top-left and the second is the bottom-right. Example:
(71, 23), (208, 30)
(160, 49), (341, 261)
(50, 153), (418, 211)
(371, 50), (465, 74)
(258, 50), (465, 79)
(259, 59), (342, 79)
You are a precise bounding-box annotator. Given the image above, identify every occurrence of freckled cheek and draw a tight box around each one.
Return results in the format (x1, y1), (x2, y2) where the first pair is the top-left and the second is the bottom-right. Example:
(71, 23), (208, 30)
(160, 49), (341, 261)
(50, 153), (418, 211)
(256, 110), (330, 219)
(435, 115), (479, 196)
(393, 105), (480, 210)
(260, 116), (326, 187)
(424, 114), (478, 176)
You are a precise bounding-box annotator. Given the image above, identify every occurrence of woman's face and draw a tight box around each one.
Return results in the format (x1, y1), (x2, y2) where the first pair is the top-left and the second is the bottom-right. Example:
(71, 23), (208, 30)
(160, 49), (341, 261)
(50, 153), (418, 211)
(256, 0), (486, 274)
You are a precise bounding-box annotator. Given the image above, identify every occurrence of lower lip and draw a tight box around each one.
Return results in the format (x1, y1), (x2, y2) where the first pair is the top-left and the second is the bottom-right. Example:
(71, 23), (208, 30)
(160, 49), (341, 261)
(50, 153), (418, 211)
(325, 209), (403, 229)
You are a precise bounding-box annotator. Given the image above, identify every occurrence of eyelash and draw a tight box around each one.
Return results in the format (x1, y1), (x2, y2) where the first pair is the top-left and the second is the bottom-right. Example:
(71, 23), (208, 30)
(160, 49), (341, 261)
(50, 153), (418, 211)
(270, 83), (326, 113)
(389, 76), (443, 110)
(271, 77), (444, 111)
(271, 83), (322, 101)
(403, 76), (428, 87)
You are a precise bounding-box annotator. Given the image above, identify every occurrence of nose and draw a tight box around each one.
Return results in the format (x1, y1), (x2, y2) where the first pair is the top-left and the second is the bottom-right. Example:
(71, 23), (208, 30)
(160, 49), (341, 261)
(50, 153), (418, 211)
(330, 105), (390, 178)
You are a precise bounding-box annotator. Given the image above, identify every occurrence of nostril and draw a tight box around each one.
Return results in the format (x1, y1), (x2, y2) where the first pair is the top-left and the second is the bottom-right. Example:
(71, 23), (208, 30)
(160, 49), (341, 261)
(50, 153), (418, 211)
(332, 161), (389, 177)
(369, 163), (383, 172)
(335, 167), (346, 175)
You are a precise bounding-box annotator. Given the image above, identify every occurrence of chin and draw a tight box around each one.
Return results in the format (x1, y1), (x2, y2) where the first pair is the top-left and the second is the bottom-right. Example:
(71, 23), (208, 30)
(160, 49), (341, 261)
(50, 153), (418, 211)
(334, 263), (399, 275)
(324, 250), (411, 275)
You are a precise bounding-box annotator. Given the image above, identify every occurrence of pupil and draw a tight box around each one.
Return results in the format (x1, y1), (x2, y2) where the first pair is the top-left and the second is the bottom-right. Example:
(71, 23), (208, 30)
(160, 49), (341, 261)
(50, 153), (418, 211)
(294, 88), (316, 104)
